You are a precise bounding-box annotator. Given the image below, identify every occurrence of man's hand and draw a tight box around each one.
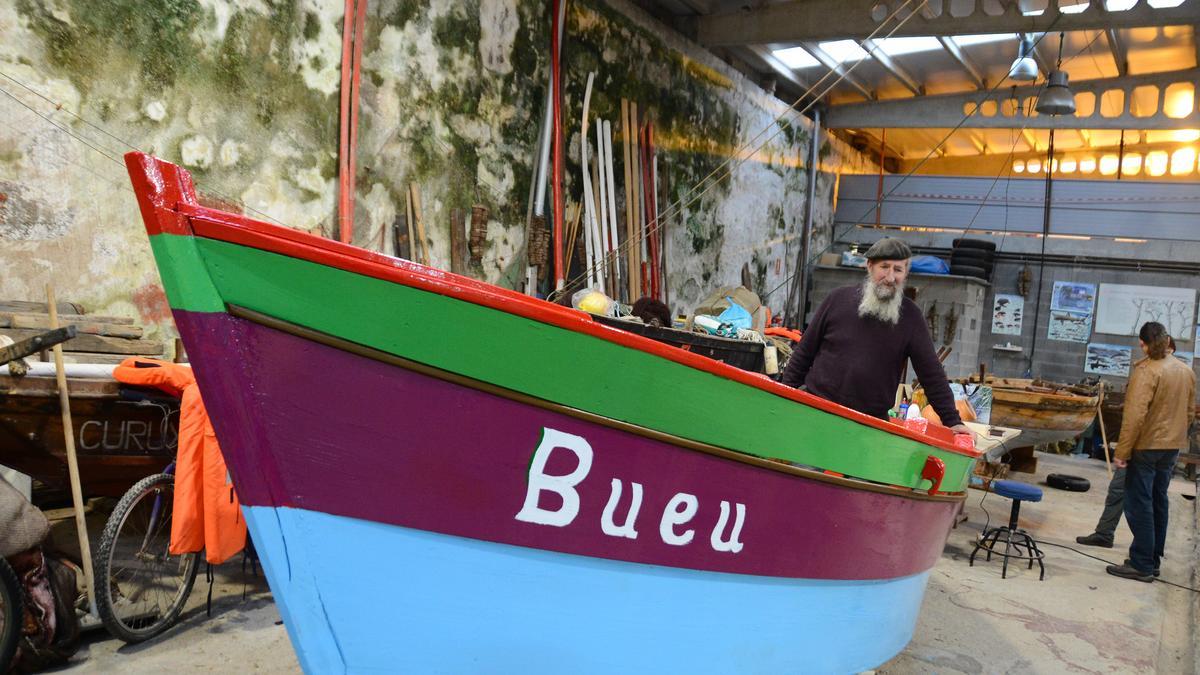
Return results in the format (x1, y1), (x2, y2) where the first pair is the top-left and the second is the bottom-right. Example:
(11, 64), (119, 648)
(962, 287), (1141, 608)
(1113, 457), (1127, 468)
(949, 424), (971, 435)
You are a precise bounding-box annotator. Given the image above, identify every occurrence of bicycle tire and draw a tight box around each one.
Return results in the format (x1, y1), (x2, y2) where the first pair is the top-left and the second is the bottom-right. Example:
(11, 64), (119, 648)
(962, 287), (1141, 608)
(94, 473), (199, 643)
(0, 556), (21, 672)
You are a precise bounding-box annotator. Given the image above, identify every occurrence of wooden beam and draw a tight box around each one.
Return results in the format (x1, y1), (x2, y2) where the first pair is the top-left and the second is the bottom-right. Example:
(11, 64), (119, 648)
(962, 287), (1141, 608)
(0, 326), (77, 366)
(0, 328), (160, 356)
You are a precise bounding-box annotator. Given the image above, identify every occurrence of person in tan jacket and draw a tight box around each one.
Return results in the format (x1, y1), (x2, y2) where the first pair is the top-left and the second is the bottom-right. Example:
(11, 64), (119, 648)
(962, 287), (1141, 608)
(1106, 322), (1197, 582)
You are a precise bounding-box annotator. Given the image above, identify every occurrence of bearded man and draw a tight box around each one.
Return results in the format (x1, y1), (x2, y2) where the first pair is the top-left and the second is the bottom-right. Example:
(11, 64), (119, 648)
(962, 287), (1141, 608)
(781, 238), (968, 433)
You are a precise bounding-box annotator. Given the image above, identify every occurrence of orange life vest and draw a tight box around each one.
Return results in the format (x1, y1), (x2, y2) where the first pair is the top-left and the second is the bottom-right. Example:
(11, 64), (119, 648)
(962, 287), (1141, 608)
(113, 358), (245, 564)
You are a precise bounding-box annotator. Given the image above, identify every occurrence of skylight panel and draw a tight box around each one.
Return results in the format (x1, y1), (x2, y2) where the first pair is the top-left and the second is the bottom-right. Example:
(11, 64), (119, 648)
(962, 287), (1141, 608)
(772, 46), (820, 69)
(817, 40), (870, 64)
(876, 37), (942, 56)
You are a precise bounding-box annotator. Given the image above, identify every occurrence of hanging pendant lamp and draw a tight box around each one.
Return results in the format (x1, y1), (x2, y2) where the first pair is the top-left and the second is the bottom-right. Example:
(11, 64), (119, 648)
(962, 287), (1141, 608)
(1037, 34), (1076, 116)
(1009, 35), (1038, 81)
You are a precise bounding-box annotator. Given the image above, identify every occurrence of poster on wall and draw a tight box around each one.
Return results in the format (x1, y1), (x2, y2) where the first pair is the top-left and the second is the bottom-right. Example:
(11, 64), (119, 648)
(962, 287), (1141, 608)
(1085, 343), (1132, 377)
(991, 294), (1024, 335)
(1051, 282), (1097, 314)
(1095, 284), (1196, 339)
(1048, 310), (1092, 343)
(1175, 351), (1195, 367)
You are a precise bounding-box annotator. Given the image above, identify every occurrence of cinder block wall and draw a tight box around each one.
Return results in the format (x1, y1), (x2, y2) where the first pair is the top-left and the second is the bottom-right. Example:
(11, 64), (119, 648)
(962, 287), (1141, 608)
(808, 266), (987, 380)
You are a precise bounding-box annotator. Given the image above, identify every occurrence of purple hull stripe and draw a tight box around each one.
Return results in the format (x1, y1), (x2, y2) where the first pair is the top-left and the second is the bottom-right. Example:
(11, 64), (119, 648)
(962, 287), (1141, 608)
(177, 310), (957, 581)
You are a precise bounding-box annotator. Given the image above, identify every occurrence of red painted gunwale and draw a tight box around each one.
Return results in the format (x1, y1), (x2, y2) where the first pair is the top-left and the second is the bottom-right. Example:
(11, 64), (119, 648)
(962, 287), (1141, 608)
(126, 151), (979, 459)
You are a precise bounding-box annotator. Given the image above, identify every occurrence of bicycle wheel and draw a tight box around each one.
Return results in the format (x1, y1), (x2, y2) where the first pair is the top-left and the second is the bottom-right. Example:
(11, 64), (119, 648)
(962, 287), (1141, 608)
(0, 556), (21, 671)
(94, 473), (199, 643)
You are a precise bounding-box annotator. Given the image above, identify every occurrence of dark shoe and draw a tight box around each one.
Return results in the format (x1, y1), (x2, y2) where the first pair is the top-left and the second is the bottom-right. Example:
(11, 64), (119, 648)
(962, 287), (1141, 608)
(1106, 564), (1154, 582)
(1125, 559), (1160, 576)
(1075, 533), (1113, 548)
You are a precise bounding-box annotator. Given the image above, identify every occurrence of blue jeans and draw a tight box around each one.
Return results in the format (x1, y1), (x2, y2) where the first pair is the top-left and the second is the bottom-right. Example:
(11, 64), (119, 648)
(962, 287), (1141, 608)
(1123, 450), (1178, 573)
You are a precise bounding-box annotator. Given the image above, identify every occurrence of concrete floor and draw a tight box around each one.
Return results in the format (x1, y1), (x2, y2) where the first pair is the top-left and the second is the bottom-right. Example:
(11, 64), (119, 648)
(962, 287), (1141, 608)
(50, 452), (1197, 674)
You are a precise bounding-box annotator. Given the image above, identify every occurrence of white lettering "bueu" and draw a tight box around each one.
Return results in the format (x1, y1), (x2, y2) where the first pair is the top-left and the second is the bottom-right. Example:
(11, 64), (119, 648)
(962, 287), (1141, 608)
(514, 427), (746, 554)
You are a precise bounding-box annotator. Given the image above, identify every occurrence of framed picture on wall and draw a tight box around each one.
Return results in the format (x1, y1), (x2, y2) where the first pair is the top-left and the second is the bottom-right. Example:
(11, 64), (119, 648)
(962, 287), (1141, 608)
(1095, 284), (1196, 339)
(1051, 282), (1097, 314)
(1048, 309), (1092, 343)
(991, 294), (1023, 335)
(1084, 343), (1132, 377)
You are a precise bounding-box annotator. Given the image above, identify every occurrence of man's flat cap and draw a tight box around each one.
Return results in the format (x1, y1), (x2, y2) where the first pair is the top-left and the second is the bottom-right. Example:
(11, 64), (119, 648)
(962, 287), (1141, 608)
(864, 237), (912, 261)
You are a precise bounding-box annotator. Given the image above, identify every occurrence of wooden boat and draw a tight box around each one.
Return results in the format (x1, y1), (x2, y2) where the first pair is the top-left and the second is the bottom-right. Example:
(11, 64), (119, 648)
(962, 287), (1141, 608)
(0, 369), (177, 503)
(126, 152), (982, 673)
(986, 377), (1099, 449)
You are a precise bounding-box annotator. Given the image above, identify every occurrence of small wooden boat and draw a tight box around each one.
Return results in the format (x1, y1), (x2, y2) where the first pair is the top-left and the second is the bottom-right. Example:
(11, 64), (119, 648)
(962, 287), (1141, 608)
(126, 152), (982, 673)
(0, 368), (177, 503)
(986, 377), (1099, 449)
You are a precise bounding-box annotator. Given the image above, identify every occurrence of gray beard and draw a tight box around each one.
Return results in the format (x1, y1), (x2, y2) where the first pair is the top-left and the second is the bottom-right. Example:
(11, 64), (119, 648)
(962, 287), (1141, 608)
(858, 278), (904, 324)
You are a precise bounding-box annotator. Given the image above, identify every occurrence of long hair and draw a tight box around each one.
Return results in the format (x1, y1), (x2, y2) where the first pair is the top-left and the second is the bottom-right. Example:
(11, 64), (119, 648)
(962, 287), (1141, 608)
(1138, 321), (1169, 360)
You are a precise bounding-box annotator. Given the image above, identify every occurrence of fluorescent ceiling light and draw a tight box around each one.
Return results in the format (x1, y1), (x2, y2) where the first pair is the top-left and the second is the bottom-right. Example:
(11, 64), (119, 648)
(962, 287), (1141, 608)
(1059, 1), (1090, 13)
(876, 37), (942, 56)
(772, 46), (820, 69)
(1022, 8), (1045, 15)
(817, 40), (870, 64)
(1148, 0), (1185, 6)
(1104, 0), (1137, 10)
(953, 33), (1018, 47)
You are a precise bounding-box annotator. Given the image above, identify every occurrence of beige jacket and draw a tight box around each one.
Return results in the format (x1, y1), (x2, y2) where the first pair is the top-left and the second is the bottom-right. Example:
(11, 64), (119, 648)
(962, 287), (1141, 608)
(1115, 355), (1196, 460)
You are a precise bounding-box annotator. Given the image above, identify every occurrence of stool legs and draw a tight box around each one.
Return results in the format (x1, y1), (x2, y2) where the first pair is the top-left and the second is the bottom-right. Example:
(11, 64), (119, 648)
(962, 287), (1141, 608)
(969, 497), (1045, 580)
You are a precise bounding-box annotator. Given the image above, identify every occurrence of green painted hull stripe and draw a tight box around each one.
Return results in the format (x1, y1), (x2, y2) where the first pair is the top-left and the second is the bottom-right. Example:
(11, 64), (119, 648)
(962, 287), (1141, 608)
(149, 235), (225, 313)
(150, 233), (974, 491)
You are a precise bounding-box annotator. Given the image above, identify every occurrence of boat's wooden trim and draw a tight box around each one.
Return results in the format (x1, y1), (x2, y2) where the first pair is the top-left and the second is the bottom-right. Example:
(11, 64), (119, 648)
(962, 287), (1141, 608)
(227, 304), (966, 503)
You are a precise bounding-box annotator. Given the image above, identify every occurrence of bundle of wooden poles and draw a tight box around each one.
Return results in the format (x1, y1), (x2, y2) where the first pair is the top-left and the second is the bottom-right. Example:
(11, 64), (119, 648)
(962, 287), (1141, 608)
(526, 0), (669, 307)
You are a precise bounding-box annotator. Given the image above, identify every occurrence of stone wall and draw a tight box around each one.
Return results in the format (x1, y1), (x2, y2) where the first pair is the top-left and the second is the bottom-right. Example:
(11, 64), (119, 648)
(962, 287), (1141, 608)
(0, 0), (872, 346)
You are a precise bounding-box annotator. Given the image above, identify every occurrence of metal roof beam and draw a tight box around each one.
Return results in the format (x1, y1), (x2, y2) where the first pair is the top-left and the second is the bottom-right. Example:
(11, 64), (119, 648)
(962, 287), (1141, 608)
(824, 68), (1200, 129)
(694, 0), (1197, 46)
(741, 45), (817, 101)
(861, 38), (924, 95)
(1106, 29), (1129, 77)
(801, 43), (876, 101)
(937, 36), (986, 89)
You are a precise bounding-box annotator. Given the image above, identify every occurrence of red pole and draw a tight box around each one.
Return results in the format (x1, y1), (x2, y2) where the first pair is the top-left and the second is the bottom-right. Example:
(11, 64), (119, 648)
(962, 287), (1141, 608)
(345, 0), (367, 245)
(336, 0), (355, 243)
(550, 0), (565, 288)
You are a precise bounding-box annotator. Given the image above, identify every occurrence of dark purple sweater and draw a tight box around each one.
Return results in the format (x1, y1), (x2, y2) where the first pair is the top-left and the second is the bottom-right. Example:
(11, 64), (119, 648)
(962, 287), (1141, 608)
(781, 285), (963, 427)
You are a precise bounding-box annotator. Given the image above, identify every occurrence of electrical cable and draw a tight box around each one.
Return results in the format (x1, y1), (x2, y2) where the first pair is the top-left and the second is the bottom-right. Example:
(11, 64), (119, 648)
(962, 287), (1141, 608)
(971, 475), (1200, 593)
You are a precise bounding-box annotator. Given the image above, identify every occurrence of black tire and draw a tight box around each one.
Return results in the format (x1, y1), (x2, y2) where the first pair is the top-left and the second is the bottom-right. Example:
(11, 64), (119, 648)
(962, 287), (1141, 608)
(950, 248), (994, 265)
(94, 473), (199, 643)
(950, 264), (989, 279)
(0, 556), (21, 673)
(950, 253), (994, 273)
(953, 238), (997, 251)
(1046, 473), (1091, 492)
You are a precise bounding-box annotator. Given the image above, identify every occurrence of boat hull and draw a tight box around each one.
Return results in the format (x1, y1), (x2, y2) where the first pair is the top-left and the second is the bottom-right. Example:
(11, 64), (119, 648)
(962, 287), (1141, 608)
(991, 389), (1098, 449)
(172, 308), (955, 671)
(246, 504), (931, 674)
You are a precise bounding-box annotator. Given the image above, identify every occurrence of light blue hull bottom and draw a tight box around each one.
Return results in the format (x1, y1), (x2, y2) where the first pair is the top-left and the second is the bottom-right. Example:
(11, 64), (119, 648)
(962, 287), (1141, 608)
(244, 506), (932, 674)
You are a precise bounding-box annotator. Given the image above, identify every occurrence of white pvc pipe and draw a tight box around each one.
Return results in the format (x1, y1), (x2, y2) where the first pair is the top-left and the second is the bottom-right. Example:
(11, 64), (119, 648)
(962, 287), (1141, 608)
(603, 120), (620, 292)
(23, 363), (120, 379)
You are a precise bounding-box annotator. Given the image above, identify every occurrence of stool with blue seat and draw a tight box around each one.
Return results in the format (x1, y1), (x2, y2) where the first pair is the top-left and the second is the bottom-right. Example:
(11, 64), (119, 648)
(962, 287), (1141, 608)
(969, 479), (1046, 580)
